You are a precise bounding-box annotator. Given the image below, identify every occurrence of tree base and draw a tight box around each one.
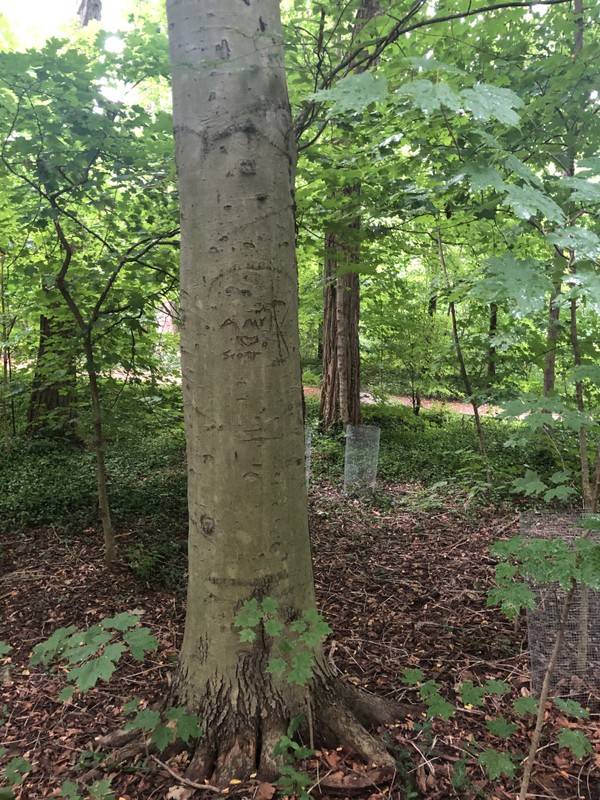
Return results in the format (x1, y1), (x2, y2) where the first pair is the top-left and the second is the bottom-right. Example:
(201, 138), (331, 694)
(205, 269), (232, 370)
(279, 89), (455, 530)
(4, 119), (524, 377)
(177, 675), (415, 786)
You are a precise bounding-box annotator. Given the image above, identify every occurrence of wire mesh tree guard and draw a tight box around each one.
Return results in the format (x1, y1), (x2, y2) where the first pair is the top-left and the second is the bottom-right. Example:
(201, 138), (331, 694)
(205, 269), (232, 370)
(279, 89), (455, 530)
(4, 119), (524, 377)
(522, 511), (600, 708)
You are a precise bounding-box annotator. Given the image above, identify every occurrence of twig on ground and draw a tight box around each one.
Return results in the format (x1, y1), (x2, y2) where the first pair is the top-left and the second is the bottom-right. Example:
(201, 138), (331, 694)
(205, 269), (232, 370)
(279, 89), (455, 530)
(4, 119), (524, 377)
(150, 754), (221, 793)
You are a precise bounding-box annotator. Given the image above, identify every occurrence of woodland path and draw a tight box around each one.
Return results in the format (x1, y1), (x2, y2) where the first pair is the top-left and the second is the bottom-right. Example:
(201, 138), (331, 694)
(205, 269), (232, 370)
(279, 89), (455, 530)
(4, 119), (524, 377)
(303, 386), (499, 416)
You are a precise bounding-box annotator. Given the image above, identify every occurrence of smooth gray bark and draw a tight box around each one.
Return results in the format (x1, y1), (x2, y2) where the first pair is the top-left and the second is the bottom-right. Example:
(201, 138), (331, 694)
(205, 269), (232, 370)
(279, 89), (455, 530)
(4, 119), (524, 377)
(167, 0), (399, 782)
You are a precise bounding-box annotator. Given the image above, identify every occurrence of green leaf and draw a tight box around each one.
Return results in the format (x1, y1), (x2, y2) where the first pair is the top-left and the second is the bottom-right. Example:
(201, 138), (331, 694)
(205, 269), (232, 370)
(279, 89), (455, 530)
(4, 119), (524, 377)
(557, 728), (593, 760)
(287, 651), (315, 686)
(101, 643), (124, 664)
(239, 628), (256, 643)
(68, 656), (117, 692)
(547, 227), (600, 261)
(65, 631), (112, 664)
(465, 165), (506, 193)
(123, 697), (142, 715)
(263, 619), (284, 638)
(302, 608), (331, 629)
(122, 627), (158, 660)
(553, 698), (589, 719)
(504, 155), (543, 188)
(487, 582), (537, 619)
(419, 681), (454, 720)
(470, 255), (551, 315)
(401, 667), (424, 685)
(30, 625), (78, 666)
(234, 599), (262, 630)
(126, 708), (161, 732)
(58, 685), (76, 702)
(395, 79), (461, 115)
(483, 680), (510, 696)
(562, 176), (600, 203)
(165, 708), (201, 743)
(503, 184), (565, 223)
(59, 781), (83, 799)
(0, 790), (15, 800)
(4, 757), (33, 786)
(513, 696), (539, 717)
(88, 778), (114, 798)
(459, 680), (486, 707)
(0, 642), (12, 658)
(310, 72), (387, 114)
(461, 84), (524, 125)
(512, 469), (547, 497)
(150, 724), (174, 752)
(478, 749), (517, 779)
(424, 692), (454, 720)
(486, 717), (517, 739)
(267, 657), (287, 677)
(260, 598), (279, 615)
(289, 620), (307, 635)
(406, 56), (465, 75)
(101, 612), (141, 631)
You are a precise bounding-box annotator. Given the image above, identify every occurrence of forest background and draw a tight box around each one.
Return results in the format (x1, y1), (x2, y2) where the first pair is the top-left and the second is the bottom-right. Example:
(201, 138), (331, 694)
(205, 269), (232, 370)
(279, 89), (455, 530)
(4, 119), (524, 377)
(0, 0), (599, 797)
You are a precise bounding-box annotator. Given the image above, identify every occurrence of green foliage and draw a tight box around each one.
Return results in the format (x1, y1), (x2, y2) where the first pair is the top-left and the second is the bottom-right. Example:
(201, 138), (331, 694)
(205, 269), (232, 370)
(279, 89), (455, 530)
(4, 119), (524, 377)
(30, 613), (158, 696)
(2, 757), (32, 786)
(553, 698), (589, 719)
(234, 599), (332, 686)
(59, 779), (114, 799)
(272, 716), (314, 800)
(490, 535), (600, 607)
(124, 704), (200, 753)
(310, 72), (387, 114)
(485, 717), (517, 739)
(512, 696), (539, 717)
(557, 729), (593, 760)
(477, 749), (518, 780)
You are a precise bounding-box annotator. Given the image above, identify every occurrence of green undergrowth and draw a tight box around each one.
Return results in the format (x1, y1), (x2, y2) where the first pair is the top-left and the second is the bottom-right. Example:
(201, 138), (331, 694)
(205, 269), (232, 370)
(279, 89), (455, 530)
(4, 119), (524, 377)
(0, 395), (575, 589)
(305, 396), (572, 499)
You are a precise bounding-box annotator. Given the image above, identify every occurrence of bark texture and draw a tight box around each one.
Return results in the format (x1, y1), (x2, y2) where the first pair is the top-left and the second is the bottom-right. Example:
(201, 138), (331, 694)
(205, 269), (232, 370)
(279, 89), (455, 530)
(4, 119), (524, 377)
(26, 314), (78, 440)
(167, 0), (399, 783)
(77, 0), (102, 27)
(320, 228), (362, 428)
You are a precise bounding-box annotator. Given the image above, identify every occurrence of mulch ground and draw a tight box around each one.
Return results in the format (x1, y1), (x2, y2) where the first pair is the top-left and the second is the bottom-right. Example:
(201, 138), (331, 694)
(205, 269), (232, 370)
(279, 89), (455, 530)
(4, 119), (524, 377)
(1, 483), (599, 799)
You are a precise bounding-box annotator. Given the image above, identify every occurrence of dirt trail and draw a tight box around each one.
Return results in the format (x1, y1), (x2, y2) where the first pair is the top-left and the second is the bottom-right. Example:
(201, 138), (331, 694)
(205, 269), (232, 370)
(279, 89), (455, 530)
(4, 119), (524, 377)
(303, 386), (498, 416)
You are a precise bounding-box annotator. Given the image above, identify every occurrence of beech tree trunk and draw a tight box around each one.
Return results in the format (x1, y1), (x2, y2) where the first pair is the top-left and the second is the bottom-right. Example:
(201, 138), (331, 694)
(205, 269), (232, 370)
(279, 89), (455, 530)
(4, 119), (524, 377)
(166, 0), (398, 783)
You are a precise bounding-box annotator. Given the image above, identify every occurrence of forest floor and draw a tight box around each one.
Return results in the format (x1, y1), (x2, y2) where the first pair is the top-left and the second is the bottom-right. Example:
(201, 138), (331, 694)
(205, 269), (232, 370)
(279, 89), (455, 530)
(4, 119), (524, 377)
(1, 484), (599, 799)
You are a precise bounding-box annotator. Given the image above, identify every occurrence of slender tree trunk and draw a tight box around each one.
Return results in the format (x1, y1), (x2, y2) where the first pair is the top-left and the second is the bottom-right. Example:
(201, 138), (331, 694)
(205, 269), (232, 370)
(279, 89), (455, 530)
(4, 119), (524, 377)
(437, 229), (492, 484)
(81, 332), (116, 565)
(0, 252), (14, 450)
(543, 279), (561, 396)
(167, 0), (400, 783)
(487, 302), (497, 390)
(320, 233), (341, 426)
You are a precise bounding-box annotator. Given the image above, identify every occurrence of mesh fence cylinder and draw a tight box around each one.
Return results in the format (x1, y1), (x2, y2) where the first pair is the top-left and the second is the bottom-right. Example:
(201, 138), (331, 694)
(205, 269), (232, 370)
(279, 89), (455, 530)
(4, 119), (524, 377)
(521, 511), (600, 707)
(343, 424), (381, 495)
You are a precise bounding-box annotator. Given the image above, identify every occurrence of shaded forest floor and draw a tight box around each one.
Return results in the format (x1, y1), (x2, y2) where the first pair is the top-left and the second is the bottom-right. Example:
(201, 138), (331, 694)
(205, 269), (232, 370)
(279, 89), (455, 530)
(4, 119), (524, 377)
(1, 482), (599, 799)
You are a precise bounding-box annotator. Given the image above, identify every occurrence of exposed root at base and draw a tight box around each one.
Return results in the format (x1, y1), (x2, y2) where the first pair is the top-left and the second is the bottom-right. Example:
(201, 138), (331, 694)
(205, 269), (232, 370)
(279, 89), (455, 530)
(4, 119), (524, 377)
(181, 676), (409, 787)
